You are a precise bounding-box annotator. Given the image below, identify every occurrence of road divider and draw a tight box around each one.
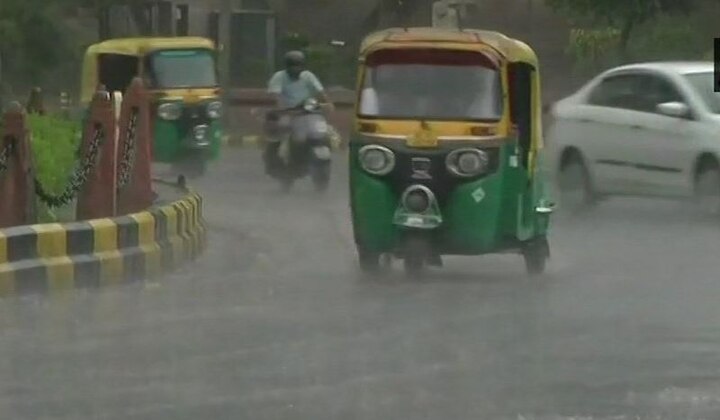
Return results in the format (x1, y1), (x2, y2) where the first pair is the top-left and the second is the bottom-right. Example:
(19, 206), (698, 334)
(0, 190), (205, 296)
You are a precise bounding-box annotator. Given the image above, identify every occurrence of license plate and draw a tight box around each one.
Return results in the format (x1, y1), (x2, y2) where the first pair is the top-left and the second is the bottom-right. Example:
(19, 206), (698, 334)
(406, 216), (424, 226)
(313, 146), (332, 160)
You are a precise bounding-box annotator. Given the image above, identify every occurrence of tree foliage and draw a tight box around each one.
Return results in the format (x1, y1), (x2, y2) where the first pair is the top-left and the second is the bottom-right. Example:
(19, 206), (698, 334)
(0, 0), (72, 83)
(545, 0), (696, 56)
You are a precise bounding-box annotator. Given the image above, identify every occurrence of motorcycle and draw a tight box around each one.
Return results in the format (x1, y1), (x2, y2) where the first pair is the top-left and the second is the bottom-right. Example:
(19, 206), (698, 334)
(263, 98), (333, 192)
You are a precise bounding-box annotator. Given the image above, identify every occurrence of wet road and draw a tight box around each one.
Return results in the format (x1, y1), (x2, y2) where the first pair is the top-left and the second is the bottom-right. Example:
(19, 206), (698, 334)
(2, 147), (720, 419)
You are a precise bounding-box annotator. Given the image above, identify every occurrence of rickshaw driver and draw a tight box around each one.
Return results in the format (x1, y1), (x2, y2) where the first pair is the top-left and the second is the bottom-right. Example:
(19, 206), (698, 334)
(264, 50), (335, 176)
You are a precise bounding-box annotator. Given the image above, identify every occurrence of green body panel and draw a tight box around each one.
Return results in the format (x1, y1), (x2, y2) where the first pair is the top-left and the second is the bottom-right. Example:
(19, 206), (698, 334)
(152, 119), (222, 163)
(349, 154), (399, 250)
(349, 139), (552, 255)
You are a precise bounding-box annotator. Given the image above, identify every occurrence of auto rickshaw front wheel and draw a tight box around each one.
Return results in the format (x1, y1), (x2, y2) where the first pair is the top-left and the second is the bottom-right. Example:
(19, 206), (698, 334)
(310, 162), (331, 193)
(402, 234), (430, 278)
(522, 236), (550, 277)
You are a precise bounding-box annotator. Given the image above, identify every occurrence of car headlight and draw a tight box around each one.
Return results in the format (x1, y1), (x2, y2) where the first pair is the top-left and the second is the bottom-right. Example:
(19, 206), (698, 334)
(446, 148), (489, 177)
(207, 101), (223, 119)
(359, 145), (395, 175)
(158, 103), (181, 120)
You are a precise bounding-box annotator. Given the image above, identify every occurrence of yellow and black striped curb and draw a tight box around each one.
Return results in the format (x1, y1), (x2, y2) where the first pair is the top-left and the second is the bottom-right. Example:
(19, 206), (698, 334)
(0, 192), (206, 296)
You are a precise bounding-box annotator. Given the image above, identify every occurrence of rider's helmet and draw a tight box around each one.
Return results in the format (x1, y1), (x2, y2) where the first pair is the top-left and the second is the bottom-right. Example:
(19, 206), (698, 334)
(284, 50), (306, 79)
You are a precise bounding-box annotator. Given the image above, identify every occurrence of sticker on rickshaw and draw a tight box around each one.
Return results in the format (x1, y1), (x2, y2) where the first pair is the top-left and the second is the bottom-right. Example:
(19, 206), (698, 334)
(472, 187), (486, 203)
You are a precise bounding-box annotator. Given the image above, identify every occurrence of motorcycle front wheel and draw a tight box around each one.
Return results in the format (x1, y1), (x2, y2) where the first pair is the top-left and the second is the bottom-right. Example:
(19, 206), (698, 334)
(311, 161), (331, 192)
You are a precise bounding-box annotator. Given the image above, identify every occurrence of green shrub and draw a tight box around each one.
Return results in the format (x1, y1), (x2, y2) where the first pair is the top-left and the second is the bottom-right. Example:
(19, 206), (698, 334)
(28, 114), (81, 222)
(28, 114), (81, 195)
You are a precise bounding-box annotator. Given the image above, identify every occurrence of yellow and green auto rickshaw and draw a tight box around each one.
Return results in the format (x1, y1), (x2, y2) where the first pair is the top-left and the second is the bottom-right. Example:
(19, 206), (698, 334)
(349, 27), (554, 276)
(80, 37), (223, 176)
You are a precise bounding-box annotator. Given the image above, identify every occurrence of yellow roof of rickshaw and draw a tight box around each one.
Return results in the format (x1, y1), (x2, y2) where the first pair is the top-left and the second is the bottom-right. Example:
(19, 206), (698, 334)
(85, 37), (215, 56)
(359, 27), (537, 65)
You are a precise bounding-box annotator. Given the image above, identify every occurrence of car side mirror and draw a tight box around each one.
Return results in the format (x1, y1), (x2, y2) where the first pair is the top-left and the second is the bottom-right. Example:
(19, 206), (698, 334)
(657, 101), (690, 119)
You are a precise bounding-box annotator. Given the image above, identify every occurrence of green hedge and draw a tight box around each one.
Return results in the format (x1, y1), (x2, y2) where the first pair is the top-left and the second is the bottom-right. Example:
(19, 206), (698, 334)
(28, 114), (81, 223)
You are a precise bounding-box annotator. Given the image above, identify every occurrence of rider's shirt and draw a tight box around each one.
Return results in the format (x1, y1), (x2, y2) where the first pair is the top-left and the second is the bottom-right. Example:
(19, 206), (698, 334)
(268, 70), (324, 108)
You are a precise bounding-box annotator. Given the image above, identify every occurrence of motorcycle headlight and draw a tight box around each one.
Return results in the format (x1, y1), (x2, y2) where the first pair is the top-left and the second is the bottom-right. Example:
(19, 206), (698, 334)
(304, 98), (319, 111)
(207, 101), (223, 119)
(446, 148), (489, 177)
(158, 102), (181, 120)
(359, 145), (395, 175)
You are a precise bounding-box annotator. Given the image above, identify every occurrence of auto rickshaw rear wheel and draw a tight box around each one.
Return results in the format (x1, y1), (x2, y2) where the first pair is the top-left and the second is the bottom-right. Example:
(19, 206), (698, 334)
(357, 247), (380, 273)
(522, 236), (550, 277)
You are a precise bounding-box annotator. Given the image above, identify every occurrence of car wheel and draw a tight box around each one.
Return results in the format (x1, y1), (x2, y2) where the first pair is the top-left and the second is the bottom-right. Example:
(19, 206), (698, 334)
(558, 153), (595, 214)
(695, 160), (720, 216)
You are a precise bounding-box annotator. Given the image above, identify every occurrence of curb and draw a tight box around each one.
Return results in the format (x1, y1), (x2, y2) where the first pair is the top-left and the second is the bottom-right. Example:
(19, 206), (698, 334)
(0, 192), (206, 296)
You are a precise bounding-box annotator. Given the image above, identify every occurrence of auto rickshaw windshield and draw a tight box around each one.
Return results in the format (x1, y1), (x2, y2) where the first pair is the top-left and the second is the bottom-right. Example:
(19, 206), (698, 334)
(145, 48), (218, 89)
(358, 48), (503, 122)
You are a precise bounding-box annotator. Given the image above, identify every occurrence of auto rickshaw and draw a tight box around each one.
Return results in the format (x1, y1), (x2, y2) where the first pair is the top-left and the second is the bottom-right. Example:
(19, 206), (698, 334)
(349, 27), (554, 276)
(80, 37), (223, 176)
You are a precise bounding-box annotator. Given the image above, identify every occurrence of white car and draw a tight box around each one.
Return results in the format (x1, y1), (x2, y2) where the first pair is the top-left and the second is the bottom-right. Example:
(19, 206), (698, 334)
(546, 61), (720, 213)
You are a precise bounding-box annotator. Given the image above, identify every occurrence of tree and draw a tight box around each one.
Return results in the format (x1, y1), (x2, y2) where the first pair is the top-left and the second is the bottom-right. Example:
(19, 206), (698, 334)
(545, 0), (696, 58)
(0, 0), (72, 86)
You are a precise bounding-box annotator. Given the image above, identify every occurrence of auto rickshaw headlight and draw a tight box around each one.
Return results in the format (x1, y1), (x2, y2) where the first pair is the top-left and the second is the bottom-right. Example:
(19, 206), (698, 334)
(207, 101), (223, 119)
(359, 145), (395, 175)
(158, 103), (182, 120)
(446, 148), (490, 177)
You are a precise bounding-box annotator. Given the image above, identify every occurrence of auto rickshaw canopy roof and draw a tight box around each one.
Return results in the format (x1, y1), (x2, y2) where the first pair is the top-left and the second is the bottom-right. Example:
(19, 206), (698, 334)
(359, 27), (538, 67)
(84, 36), (216, 58)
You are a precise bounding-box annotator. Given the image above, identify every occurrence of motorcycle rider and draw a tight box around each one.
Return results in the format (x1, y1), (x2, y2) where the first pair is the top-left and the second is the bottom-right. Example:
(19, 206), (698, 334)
(264, 50), (334, 178)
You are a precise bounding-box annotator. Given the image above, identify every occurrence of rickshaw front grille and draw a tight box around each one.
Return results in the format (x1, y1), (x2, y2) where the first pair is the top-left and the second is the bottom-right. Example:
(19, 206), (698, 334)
(386, 147), (500, 206)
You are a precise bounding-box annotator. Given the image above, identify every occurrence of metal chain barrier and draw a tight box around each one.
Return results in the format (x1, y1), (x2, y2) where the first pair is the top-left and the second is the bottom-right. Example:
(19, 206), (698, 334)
(0, 140), (13, 176)
(117, 109), (138, 190)
(35, 127), (105, 208)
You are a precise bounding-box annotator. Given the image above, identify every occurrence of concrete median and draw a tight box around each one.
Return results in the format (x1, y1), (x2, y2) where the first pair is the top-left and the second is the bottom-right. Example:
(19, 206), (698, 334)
(0, 191), (206, 296)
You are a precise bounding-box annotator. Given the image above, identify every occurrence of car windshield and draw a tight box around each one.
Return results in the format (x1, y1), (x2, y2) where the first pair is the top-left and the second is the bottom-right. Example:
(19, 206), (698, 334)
(358, 49), (503, 121)
(147, 49), (218, 88)
(684, 72), (720, 113)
